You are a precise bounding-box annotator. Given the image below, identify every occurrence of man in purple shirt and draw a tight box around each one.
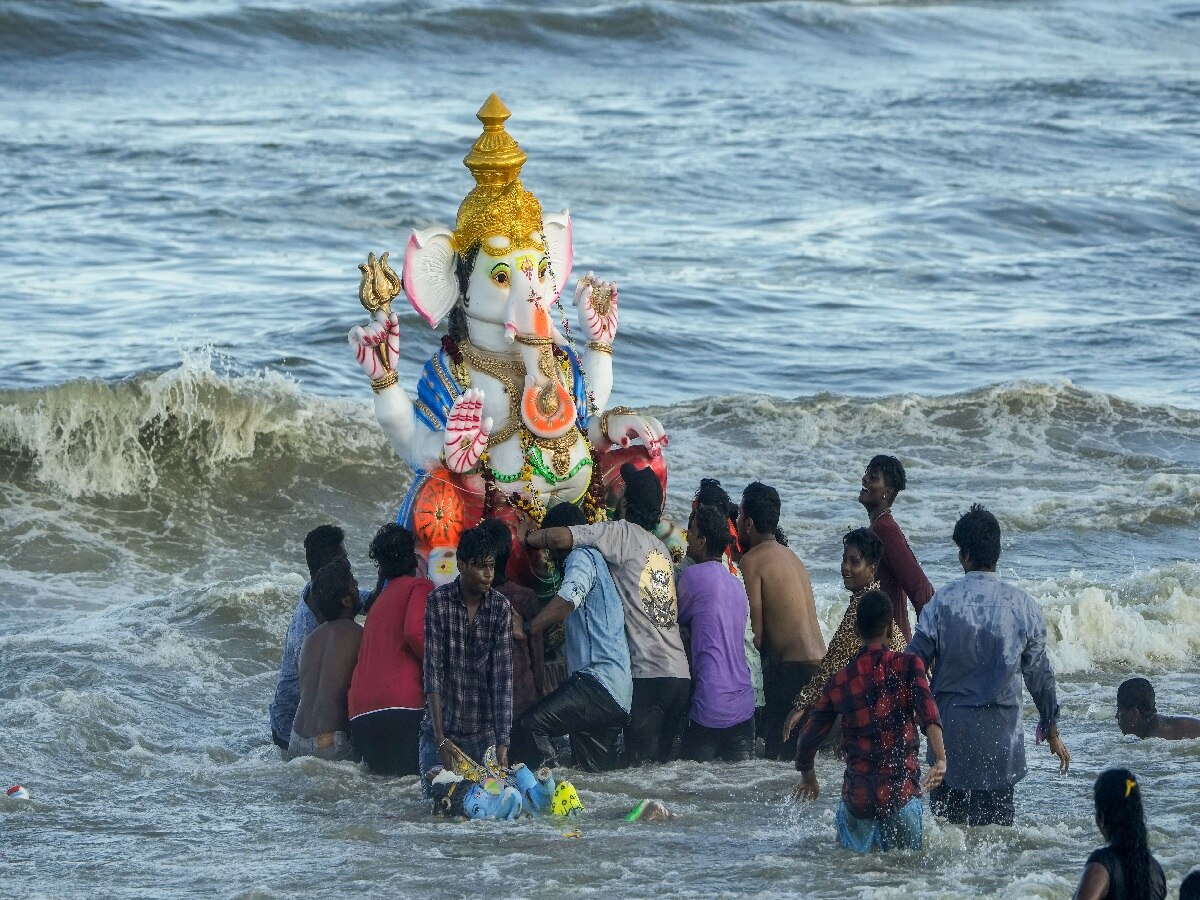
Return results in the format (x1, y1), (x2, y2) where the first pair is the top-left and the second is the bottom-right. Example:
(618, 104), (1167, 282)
(678, 504), (756, 761)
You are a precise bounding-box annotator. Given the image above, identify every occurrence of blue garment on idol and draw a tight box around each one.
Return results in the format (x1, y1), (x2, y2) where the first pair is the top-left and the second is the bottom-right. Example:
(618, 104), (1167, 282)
(906, 571), (1060, 791)
(556, 547), (634, 714)
(398, 346), (592, 527)
(269, 584), (370, 741)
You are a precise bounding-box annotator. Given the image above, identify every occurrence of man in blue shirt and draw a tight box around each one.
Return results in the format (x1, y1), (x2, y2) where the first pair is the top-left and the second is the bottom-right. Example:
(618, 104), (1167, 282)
(907, 504), (1071, 826)
(513, 503), (633, 772)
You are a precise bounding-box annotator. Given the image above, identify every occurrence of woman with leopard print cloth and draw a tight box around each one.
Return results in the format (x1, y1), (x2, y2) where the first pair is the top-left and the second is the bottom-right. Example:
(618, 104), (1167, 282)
(781, 528), (907, 745)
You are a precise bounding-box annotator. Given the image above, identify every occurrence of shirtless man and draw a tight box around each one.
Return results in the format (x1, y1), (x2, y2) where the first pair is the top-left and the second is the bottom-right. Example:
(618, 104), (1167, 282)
(738, 482), (825, 760)
(288, 557), (363, 762)
(1117, 677), (1200, 740)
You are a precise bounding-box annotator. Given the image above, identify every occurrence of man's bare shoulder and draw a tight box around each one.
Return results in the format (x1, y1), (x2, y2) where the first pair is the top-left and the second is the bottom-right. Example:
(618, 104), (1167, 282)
(745, 540), (808, 571)
(1156, 715), (1200, 740)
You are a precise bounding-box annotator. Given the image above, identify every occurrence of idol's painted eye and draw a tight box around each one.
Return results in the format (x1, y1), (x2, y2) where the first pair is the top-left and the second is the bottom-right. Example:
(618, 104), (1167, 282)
(538, 257), (550, 279)
(490, 263), (511, 286)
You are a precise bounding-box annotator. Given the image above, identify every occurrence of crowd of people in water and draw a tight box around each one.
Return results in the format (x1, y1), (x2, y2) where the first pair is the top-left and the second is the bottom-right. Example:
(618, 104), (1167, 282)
(268, 455), (1200, 899)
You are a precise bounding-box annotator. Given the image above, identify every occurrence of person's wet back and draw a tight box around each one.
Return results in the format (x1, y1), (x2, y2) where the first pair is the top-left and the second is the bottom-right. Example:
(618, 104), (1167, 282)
(738, 482), (824, 760)
(287, 557), (363, 762)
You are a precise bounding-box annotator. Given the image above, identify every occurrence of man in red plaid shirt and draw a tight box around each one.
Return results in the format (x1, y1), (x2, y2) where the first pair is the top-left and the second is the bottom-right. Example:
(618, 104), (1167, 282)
(792, 589), (947, 851)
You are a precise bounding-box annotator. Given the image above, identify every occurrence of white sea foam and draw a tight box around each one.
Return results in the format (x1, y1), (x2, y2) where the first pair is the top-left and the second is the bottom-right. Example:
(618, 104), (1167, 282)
(0, 350), (385, 498)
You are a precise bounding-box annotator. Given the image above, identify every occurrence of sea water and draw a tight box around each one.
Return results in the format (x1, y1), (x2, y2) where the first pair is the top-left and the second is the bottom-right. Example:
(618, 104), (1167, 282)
(1, 1), (1198, 896)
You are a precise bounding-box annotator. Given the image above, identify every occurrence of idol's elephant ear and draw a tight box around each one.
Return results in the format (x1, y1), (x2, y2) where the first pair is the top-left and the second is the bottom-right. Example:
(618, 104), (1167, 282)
(403, 225), (459, 327)
(543, 210), (573, 302)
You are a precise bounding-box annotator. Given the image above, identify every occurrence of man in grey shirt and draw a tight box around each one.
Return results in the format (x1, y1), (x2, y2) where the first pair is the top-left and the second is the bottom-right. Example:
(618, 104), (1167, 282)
(526, 462), (690, 765)
(907, 504), (1070, 826)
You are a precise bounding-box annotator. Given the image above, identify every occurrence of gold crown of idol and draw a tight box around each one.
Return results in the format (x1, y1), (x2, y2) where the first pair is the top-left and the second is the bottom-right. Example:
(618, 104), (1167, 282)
(454, 94), (545, 258)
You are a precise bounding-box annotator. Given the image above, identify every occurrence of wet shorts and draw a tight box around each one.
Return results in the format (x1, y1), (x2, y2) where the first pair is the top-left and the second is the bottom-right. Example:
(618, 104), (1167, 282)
(286, 729), (357, 762)
(836, 797), (924, 852)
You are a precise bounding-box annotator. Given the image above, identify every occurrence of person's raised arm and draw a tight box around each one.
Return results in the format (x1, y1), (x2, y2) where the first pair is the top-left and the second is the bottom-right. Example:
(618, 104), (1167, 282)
(525, 527), (574, 552)
(530, 548), (598, 636)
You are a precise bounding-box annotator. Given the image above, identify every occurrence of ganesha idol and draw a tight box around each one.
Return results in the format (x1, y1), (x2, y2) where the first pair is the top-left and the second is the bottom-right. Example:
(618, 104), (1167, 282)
(348, 94), (672, 585)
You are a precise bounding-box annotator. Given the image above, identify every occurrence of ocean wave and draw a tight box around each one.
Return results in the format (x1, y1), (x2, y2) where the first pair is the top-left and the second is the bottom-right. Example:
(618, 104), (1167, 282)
(0, 0), (922, 63)
(0, 0), (711, 62)
(0, 351), (386, 498)
(4, 359), (1199, 512)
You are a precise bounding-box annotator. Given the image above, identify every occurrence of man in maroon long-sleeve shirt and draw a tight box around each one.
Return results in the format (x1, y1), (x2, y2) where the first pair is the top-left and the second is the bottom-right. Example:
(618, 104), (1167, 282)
(859, 455), (934, 640)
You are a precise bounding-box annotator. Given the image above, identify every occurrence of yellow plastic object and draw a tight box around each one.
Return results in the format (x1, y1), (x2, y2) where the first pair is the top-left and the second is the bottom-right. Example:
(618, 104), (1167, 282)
(551, 780), (583, 817)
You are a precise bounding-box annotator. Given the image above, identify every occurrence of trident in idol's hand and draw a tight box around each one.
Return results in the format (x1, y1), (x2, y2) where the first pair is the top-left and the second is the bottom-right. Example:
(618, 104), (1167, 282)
(349, 251), (403, 392)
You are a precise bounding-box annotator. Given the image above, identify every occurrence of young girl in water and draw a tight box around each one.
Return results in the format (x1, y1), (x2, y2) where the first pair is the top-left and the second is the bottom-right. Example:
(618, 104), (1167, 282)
(1072, 768), (1166, 900)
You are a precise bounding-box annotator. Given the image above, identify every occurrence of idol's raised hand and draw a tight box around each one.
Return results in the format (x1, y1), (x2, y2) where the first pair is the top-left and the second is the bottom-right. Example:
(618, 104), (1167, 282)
(444, 388), (492, 473)
(348, 309), (401, 383)
(574, 272), (618, 343)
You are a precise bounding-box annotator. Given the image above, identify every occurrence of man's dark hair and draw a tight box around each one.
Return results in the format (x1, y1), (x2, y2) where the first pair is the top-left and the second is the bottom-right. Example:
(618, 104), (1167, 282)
(542, 502), (588, 531)
(369, 522), (418, 581)
(843, 527), (884, 567)
(304, 524), (346, 579)
(1093, 768), (1154, 900)
(311, 557), (355, 623)
(694, 478), (736, 522)
(741, 482), (781, 536)
(867, 455), (907, 495)
(456, 526), (497, 566)
(691, 504), (732, 557)
(1180, 868), (1200, 900)
(1117, 677), (1156, 715)
(479, 518), (513, 584)
(621, 463), (663, 532)
(855, 588), (893, 640)
(952, 503), (1001, 570)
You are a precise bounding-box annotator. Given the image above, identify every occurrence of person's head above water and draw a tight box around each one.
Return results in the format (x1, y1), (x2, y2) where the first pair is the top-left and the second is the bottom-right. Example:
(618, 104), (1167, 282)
(479, 518), (513, 585)
(686, 503), (732, 564)
(694, 478), (736, 521)
(1116, 677), (1157, 736)
(311, 557), (357, 623)
(1180, 868), (1200, 900)
(304, 524), (346, 580)
(738, 482), (787, 547)
(855, 589), (893, 642)
(456, 526), (497, 598)
(860, 454), (907, 511)
(540, 502), (588, 568)
(952, 503), (1001, 572)
(1092, 768), (1156, 898)
(368, 523), (418, 581)
(841, 527), (883, 594)
(619, 462), (663, 532)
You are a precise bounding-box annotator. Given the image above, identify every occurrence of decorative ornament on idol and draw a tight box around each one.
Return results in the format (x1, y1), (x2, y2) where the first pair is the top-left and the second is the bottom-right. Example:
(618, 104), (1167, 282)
(347, 94), (670, 585)
(6, 785), (30, 801)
